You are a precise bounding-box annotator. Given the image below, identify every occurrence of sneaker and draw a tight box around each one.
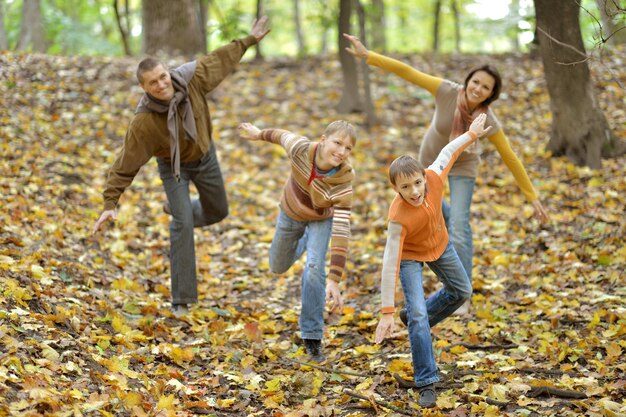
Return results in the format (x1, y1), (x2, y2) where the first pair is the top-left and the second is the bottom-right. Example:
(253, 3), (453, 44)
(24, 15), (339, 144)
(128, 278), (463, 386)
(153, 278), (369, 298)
(171, 304), (188, 318)
(399, 307), (408, 326)
(163, 201), (171, 215)
(303, 339), (325, 363)
(418, 384), (437, 408)
(452, 299), (470, 316)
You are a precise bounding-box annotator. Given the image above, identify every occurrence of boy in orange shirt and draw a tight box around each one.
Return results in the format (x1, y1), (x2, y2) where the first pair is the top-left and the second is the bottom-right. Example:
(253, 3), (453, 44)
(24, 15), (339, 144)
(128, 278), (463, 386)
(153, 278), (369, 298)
(374, 113), (491, 408)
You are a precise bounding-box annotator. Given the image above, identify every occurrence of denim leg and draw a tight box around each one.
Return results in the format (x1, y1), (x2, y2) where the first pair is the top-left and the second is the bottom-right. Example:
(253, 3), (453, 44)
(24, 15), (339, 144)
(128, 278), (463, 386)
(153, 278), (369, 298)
(399, 260), (440, 388)
(425, 241), (472, 327)
(447, 176), (475, 284)
(157, 158), (198, 305)
(269, 210), (307, 274)
(299, 217), (332, 340)
(187, 145), (229, 227)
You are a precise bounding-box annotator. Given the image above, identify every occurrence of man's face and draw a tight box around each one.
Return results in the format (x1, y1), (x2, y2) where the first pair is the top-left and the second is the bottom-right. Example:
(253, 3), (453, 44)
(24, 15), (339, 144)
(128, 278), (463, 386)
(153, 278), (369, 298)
(140, 64), (175, 102)
(393, 171), (427, 207)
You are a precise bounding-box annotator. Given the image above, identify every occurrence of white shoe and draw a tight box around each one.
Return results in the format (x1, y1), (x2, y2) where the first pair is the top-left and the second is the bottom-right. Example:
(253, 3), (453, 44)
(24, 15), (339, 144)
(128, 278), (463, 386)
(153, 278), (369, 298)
(453, 300), (470, 316)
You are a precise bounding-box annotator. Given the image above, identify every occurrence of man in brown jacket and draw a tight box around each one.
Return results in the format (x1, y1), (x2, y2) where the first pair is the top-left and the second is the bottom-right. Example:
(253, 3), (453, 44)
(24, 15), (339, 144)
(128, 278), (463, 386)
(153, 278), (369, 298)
(93, 17), (270, 317)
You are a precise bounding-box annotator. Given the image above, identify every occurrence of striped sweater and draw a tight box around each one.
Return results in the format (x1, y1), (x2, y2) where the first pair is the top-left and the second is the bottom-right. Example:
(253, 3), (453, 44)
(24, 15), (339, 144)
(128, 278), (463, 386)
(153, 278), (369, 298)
(380, 131), (477, 314)
(260, 129), (354, 283)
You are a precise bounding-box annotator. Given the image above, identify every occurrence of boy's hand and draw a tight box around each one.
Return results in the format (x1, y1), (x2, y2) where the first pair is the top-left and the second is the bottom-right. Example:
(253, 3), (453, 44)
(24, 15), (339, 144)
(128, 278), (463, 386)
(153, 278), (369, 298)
(238, 122), (262, 141)
(92, 209), (117, 235)
(343, 33), (369, 59)
(326, 280), (343, 313)
(375, 313), (395, 344)
(469, 112), (492, 138)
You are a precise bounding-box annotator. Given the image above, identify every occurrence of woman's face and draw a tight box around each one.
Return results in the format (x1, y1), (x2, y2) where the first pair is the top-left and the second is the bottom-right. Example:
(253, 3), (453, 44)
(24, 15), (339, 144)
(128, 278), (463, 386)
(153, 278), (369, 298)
(465, 70), (495, 108)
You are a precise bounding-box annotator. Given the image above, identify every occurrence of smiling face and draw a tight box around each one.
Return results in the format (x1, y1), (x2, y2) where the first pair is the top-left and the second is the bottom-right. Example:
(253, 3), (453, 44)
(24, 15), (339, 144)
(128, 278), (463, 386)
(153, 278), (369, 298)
(393, 171), (427, 207)
(316, 133), (354, 170)
(139, 64), (175, 102)
(465, 70), (496, 109)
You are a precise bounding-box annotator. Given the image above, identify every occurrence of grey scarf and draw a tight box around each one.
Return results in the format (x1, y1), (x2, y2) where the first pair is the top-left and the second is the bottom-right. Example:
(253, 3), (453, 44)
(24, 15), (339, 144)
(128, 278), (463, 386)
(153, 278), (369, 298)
(136, 61), (198, 181)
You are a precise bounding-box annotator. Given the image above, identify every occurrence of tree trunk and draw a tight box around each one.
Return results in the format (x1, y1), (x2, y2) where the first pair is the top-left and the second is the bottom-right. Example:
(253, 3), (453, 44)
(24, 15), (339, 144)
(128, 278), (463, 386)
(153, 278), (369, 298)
(113, 0), (132, 56)
(594, 0), (626, 45)
(294, 0), (306, 57)
(370, 0), (386, 52)
(534, 0), (624, 168)
(198, 0), (208, 52)
(451, 0), (461, 52)
(254, 0), (264, 61)
(356, 0), (378, 128)
(0, 0), (8, 50)
(142, 0), (204, 57)
(337, 0), (363, 113)
(16, 0), (46, 52)
(432, 0), (441, 52)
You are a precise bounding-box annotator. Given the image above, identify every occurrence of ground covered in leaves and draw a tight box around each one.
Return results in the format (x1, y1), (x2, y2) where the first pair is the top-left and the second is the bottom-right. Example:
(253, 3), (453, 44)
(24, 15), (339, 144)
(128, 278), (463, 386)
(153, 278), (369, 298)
(1, 47), (625, 416)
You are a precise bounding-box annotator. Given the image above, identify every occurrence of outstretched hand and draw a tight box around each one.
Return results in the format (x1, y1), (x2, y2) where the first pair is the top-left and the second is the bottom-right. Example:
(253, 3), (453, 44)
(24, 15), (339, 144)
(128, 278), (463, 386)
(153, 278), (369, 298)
(237, 122), (262, 141)
(343, 33), (369, 59)
(251, 15), (270, 42)
(468, 113), (493, 138)
(92, 209), (117, 235)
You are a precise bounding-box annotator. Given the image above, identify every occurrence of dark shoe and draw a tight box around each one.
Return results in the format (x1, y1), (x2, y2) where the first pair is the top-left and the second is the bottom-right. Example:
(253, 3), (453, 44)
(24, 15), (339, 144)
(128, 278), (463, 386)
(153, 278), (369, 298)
(303, 339), (325, 363)
(418, 384), (437, 408)
(163, 201), (171, 215)
(399, 307), (407, 326)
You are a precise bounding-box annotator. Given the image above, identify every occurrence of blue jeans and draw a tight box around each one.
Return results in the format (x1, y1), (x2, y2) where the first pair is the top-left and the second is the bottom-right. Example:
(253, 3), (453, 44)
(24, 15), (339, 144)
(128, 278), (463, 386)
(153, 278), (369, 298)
(157, 145), (228, 305)
(442, 176), (475, 284)
(400, 241), (472, 387)
(269, 209), (332, 340)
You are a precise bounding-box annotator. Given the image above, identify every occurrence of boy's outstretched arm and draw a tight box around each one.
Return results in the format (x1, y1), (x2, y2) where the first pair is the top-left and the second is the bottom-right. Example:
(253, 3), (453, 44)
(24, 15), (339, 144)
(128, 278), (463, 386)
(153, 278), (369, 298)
(238, 122), (262, 141)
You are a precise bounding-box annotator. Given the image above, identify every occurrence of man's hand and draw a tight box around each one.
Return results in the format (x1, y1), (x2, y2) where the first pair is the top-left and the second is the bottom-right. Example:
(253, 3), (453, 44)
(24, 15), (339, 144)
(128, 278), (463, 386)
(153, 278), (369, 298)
(468, 113), (493, 138)
(343, 33), (369, 59)
(92, 209), (117, 234)
(326, 280), (343, 314)
(251, 15), (270, 42)
(238, 122), (262, 141)
(375, 314), (395, 344)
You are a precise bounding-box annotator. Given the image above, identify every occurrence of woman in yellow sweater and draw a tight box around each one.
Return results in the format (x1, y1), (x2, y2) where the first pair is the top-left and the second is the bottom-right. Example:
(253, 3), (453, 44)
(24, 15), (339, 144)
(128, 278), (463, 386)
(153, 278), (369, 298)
(344, 33), (549, 315)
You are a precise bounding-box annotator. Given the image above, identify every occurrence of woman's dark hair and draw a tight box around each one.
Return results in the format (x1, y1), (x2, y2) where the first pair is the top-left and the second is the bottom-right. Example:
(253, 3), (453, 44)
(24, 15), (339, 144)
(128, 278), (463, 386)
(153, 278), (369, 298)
(464, 65), (502, 106)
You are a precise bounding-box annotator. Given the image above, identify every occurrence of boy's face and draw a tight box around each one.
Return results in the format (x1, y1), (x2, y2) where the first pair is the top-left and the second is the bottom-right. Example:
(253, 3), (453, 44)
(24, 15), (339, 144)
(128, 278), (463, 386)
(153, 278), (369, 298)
(316, 133), (354, 170)
(393, 172), (427, 207)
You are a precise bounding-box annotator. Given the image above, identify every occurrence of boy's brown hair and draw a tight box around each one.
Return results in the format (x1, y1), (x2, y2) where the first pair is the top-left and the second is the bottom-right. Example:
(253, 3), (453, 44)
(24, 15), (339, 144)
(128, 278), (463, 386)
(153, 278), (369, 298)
(388, 155), (425, 186)
(324, 120), (357, 145)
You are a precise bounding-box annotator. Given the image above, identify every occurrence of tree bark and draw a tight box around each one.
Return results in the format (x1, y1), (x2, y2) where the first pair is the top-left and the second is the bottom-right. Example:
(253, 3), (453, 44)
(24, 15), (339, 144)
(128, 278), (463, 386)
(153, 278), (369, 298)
(534, 0), (624, 168)
(370, 0), (386, 52)
(432, 0), (441, 52)
(142, 0), (204, 57)
(594, 0), (626, 45)
(198, 0), (209, 53)
(451, 0), (461, 52)
(254, 0), (264, 61)
(294, 0), (306, 57)
(16, 0), (46, 52)
(113, 0), (132, 56)
(0, 0), (8, 50)
(337, 0), (363, 113)
(356, 0), (378, 128)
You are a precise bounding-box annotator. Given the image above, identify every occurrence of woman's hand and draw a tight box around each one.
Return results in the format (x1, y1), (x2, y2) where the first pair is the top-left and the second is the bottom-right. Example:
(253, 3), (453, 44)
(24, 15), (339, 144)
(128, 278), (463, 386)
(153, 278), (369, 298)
(532, 199), (550, 223)
(238, 122), (262, 141)
(343, 33), (369, 59)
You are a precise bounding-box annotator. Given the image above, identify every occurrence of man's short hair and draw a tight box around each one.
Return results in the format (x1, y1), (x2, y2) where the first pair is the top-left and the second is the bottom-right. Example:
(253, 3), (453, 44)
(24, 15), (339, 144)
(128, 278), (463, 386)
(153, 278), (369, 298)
(324, 120), (357, 144)
(388, 155), (425, 186)
(136, 57), (163, 84)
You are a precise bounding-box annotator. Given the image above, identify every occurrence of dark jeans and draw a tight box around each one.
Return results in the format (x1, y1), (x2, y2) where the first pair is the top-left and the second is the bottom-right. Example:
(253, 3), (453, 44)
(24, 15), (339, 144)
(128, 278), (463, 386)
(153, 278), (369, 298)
(157, 145), (228, 305)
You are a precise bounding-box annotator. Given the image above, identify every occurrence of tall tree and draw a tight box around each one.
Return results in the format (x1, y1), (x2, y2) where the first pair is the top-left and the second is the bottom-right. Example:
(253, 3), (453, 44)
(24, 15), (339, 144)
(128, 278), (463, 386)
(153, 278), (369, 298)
(198, 0), (209, 52)
(337, 0), (362, 113)
(534, 0), (625, 168)
(594, 0), (626, 45)
(294, 0), (306, 57)
(356, 0), (377, 127)
(113, 0), (132, 56)
(142, 0), (204, 57)
(16, 0), (46, 52)
(433, 0), (442, 52)
(254, 0), (264, 61)
(451, 0), (460, 52)
(0, 0), (8, 50)
(370, 0), (386, 52)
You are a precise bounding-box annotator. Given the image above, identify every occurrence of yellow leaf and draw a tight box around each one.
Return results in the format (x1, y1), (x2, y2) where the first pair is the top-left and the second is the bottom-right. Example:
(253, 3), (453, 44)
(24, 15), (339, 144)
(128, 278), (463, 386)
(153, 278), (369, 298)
(264, 377), (281, 392)
(157, 394), (176, 410)
(450, 345), (468, 355)
(354, 344), (378, 354)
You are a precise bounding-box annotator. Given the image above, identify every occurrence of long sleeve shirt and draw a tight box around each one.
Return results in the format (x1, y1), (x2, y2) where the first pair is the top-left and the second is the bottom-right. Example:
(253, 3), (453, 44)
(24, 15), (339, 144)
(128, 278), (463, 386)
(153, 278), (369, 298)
(102, 35), (258, 211)
(379, 131), (477, 314)
(260, 129), (355, 283)
(367, 51), (538, 202)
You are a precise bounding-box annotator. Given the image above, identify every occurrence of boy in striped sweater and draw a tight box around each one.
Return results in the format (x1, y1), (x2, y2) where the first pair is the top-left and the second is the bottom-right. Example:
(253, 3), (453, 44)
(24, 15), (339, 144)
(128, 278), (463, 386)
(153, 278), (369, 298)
(375, 113), (491, 408)
(238, 121), (356, 362)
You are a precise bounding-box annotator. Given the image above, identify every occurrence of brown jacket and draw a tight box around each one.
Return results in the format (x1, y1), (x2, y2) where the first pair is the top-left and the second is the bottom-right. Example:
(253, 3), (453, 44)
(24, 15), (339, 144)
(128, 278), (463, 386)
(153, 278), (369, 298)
(102, 35), (258, 211)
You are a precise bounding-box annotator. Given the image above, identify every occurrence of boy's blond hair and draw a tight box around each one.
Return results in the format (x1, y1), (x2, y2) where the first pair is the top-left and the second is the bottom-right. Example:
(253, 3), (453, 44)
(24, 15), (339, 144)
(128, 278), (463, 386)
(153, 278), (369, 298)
(324, 120), (357, 144)
(388, 155), (425, 186)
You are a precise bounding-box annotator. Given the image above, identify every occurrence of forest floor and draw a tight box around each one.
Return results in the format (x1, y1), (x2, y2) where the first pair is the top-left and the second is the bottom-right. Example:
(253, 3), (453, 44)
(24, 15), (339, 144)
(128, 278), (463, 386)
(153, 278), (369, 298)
(0, 47), (625, 416)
